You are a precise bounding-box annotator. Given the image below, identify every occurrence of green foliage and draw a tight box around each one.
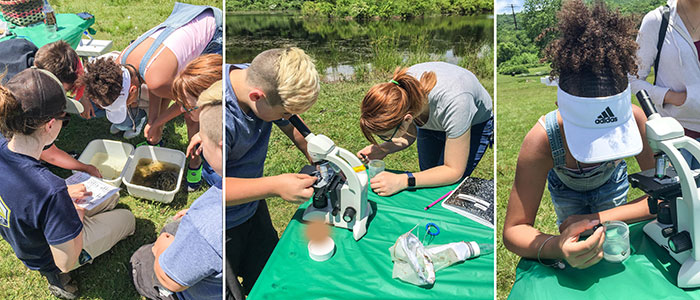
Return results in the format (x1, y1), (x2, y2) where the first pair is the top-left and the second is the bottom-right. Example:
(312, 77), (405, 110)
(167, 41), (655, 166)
(227, 14), (493, 83)
(498, 64), (529, 75)
(228, 0), (493, 18)
(521, 0), (561, 51)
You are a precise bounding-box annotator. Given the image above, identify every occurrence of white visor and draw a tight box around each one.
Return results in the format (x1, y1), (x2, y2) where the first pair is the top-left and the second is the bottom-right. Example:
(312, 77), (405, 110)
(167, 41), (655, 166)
(104, 67), (130, 124)
(557, 85), (642, 164)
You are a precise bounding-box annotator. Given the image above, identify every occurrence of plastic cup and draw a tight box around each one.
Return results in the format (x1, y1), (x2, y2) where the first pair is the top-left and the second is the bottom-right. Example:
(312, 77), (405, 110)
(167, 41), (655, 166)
(602, 221), (630, 263)
(367, 159), (385, 178)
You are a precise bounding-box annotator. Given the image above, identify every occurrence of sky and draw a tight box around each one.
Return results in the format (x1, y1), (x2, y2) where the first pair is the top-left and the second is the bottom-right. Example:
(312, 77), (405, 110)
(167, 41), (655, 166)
(495, 0), (524, 14)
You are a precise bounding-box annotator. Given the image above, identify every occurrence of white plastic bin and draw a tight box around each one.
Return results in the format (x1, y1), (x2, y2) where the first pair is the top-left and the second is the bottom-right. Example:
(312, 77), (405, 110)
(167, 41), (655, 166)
(76, 139), (134, 187)
(122, 146), (186, 203)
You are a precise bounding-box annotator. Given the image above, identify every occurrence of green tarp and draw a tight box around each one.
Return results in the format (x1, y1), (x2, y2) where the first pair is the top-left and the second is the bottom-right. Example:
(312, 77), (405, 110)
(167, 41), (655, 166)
(248, 182), (494, 300)
(510, 221), (700, 299)
(1, 13), (94, 49)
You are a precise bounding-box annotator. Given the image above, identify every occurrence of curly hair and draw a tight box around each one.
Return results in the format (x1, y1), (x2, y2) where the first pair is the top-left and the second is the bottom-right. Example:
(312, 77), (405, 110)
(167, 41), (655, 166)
(78, 58), (122, 107)
(544, 0), (638, 96)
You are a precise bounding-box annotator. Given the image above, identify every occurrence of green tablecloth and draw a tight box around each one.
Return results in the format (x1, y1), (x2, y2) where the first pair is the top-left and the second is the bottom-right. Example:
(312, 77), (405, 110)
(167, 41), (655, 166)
(0, 13), (94, 48)
(510, 221), (700, 299)
(248, 183), (494, 300)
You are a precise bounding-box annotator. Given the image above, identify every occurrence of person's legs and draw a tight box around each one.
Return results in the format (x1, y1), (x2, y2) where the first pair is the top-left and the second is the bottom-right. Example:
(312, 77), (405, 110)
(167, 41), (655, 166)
(130, 243), (179, 300)
(73, 209), (135, 270)
(226, 200), (278, 296)
(239, 200), (278, 293)
(463, 117), (493, 178)
(84, 193), (119, 217)
(416, 128), (446, 171)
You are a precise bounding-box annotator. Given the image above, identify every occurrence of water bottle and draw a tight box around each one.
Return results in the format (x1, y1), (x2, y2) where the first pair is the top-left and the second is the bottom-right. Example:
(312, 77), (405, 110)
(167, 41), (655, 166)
(43, 0), (57, 33)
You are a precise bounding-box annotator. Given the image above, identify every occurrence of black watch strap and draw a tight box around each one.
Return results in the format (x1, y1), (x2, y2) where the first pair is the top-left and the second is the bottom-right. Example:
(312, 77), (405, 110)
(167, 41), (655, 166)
(407, 172), (415, 187)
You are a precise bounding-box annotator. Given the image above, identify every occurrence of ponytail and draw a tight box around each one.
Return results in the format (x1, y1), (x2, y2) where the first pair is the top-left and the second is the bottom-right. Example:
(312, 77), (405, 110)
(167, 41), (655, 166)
(360, 67), (436, 144)
(0, 76), (22, 138)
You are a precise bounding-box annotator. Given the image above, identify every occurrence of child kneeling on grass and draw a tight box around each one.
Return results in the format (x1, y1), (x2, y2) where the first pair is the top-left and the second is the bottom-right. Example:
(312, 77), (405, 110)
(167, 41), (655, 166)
(0, 68), (135, 300)
(130, 82), (223, 300)
(502, 0), (655, 269)
(225, 47), (319, 298)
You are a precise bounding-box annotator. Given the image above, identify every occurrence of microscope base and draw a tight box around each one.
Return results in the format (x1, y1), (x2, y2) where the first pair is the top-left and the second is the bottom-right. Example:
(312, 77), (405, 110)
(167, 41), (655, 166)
(303, 204), (372, 241)
(643, 220), (700, 288)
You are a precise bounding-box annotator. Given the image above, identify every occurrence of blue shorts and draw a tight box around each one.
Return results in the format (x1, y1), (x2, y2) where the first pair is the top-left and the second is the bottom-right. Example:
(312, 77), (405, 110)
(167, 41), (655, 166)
(548, 160), (629, 225)
(416, 117), (493, 178)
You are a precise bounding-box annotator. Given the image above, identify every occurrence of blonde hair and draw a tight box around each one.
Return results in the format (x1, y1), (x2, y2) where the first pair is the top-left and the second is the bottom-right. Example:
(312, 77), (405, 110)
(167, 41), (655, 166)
(197, 80), (222, 143)
(247, 47), (319, 114)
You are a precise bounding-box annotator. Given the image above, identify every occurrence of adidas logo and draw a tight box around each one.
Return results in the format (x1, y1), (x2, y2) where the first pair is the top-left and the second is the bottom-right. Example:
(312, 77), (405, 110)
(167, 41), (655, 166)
(595, 107), (618, 124)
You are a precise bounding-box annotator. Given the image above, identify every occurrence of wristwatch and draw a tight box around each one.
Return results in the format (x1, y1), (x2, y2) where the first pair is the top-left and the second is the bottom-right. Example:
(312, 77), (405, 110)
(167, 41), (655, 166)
(406, 172), (416, 188)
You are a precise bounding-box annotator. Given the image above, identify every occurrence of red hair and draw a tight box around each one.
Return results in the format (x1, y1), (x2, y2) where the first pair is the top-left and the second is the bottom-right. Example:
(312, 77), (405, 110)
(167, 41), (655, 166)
(172, 54), (223, 109)
(360, 67), (436, 144)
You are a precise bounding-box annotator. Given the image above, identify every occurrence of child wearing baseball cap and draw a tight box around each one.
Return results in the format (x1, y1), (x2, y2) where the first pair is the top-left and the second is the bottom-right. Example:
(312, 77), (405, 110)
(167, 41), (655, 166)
(503, 0), (656, 270)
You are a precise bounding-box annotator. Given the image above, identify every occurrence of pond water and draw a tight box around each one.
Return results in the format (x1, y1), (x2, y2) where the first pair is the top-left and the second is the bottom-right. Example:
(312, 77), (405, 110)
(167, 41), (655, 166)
(226, 13), (494, 82)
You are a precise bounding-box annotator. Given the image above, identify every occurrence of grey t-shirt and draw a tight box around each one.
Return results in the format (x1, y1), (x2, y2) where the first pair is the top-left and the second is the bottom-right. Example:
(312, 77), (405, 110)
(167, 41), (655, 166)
(407, 62), (492, 138)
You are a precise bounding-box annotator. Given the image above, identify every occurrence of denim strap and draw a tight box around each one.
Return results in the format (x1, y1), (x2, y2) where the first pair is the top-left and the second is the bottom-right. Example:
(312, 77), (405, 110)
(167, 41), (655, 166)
(120, 2), (223, 75)
(545, 110), (566, 168)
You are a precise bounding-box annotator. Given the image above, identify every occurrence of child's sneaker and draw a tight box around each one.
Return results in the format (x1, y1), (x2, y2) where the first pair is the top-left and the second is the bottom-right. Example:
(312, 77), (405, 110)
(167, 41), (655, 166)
(186, 164), (203, 192)
(41, 271), (78, 300)
(123, 128), (141, 139)
(109, 124), (121, 134)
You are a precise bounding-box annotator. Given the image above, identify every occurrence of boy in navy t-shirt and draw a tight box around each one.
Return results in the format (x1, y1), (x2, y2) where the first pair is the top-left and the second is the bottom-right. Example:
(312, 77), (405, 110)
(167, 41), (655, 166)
(225, 47), (320, 297)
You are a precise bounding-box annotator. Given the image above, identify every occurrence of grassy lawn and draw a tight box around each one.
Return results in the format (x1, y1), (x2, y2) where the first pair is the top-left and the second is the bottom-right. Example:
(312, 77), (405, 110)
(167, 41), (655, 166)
(495, 66), (649, 300)
(0, 0), (220, 299)
(263, 75), (494, 239)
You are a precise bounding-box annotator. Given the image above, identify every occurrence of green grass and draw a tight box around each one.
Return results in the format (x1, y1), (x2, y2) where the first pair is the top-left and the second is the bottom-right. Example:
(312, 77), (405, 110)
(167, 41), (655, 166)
(0, 0), (220, 299)
(495, 66), (650, 300)
(263, 77), (494, 235)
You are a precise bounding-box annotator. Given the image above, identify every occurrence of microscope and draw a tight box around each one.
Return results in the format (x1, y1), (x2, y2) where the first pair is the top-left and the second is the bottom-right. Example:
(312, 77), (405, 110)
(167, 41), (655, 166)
(629, 90), (700, 288)
(289, 115), (372, 241)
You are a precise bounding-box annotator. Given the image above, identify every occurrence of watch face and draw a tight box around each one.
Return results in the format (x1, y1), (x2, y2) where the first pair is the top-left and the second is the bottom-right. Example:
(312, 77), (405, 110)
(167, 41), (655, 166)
(408, 173), (416, 187)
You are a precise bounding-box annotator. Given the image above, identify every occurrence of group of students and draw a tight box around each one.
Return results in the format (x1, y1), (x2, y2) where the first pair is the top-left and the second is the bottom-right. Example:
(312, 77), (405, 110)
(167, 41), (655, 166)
(225, 49), (493, 297)
(503, 0), (700, 270)
(0, 2), (223, 300)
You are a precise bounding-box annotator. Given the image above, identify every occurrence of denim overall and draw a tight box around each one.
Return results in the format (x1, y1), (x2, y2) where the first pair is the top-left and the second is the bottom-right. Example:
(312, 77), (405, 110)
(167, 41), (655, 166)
(544, 110), (630, 225)
(119, 2), (223, 74)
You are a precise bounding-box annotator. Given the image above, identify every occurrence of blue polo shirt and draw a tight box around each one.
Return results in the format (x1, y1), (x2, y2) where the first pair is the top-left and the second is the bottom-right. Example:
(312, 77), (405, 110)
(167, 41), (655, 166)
(0, 139), (83, 272)
(160, 183), (223, 300)
(225, 63), (289, 229)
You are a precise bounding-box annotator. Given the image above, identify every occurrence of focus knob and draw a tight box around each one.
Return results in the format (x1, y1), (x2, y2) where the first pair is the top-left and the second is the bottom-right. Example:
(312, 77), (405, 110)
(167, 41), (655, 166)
(343, 207), (356, 223)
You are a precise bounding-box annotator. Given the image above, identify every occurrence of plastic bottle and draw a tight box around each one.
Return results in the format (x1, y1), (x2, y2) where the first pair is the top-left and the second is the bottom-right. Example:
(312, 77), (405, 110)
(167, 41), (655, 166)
(43, 0), (57, 33)
(471, 242), (494, 258)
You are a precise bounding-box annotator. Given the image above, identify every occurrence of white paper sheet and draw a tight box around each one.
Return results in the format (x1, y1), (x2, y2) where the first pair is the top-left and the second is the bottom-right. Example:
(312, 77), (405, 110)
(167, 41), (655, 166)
(65, 172), (120, 210)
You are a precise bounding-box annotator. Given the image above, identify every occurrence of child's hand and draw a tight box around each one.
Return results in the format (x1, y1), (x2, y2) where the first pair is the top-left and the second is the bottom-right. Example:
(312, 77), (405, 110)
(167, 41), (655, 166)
(559, 213), (599, 233)
(81, 164), (102, 178)
(144, 124), (163, 144)
(152, 232), (176, 257)
(370, 172), (407, 196)
(274, 174), (316, 203)
(186, 133), (202, 159)
(79, 97), (95, 119)
(173, 209), (189, 221)
(356, 145), (387, 163)
(558, 219), (605, 269)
